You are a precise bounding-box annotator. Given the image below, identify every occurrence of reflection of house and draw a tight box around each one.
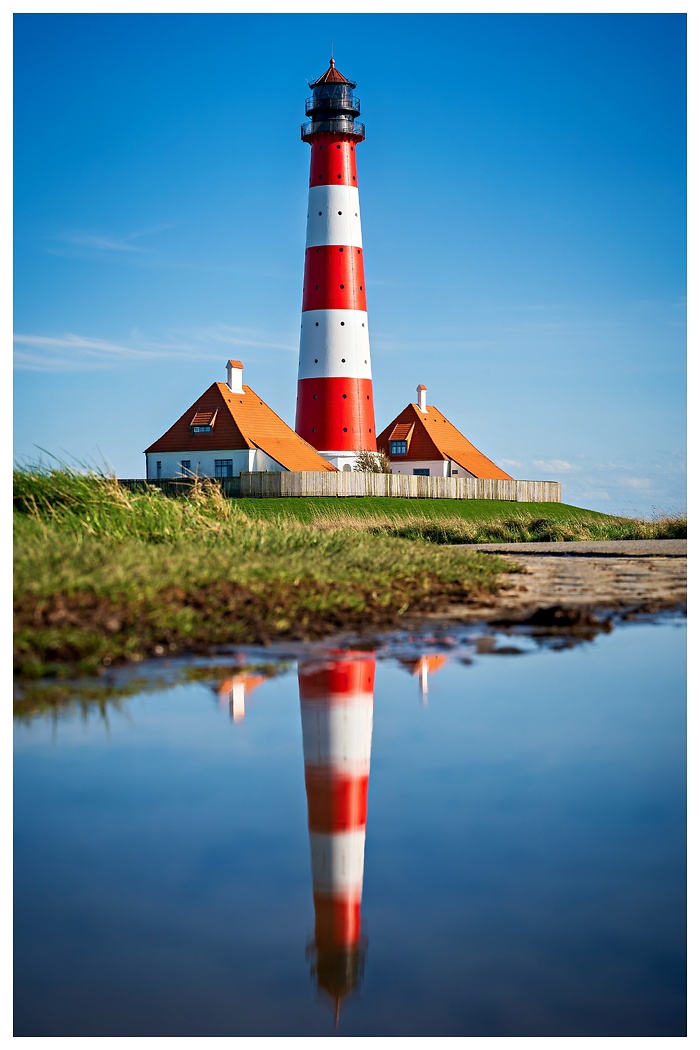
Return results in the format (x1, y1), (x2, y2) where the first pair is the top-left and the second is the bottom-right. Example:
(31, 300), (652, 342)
(377, 384), (513, 480)
(399, 653), (448, 703)
(144, 360), (337, 480)
(216, 671), (267, 721)
(298, 652), (375, 1026)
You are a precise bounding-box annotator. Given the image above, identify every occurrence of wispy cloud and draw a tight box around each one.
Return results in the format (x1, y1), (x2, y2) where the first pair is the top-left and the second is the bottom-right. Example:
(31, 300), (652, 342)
(13, 323), (297, 372)
(47, 224), (172, 257)
(532, 458), (576, 473)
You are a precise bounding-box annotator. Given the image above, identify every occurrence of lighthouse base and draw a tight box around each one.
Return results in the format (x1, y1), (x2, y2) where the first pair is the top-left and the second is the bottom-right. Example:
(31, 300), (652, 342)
(317, 450), (368, 472)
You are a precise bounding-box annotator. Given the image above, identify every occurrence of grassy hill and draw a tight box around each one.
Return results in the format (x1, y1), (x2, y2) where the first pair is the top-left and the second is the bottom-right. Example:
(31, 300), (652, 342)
(13, 469), (686, 679)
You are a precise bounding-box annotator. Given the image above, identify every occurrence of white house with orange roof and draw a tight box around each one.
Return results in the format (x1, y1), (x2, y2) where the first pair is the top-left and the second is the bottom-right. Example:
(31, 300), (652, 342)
(144, 360), (337, 480)
(377, 383), (513, 480)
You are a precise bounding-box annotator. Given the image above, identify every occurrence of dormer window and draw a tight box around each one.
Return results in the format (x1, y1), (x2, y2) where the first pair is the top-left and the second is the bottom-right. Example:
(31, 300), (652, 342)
(388, 422), (414, 456)
(190, 409), (217, 434)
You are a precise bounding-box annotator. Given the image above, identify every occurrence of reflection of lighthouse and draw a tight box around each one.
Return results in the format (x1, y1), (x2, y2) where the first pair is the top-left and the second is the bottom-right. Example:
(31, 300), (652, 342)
(298, 652), (375, 1025)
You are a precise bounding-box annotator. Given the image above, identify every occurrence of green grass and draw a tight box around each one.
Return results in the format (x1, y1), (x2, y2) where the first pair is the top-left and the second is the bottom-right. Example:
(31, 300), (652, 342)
(13, 468), (686, 679)
(227, 496), (686, 543)
(13, 469), (517, 679)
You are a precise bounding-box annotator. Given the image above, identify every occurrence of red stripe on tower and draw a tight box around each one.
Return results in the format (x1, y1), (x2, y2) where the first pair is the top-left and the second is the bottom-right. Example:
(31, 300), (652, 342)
(298, 651), (375, 1025)
(296, 58), (377, 470)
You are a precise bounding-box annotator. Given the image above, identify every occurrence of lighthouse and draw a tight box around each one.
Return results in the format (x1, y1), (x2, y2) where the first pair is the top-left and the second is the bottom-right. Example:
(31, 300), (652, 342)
(295, 58), (377, 471)
(298, 652), (375, 1024)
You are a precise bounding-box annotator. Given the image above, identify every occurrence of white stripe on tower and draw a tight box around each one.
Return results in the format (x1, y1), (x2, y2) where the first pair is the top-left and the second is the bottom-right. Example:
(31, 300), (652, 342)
(296, 58), (377, 468)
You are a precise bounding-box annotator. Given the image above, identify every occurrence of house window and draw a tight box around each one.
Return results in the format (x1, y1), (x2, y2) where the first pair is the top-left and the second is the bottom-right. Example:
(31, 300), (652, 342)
(215, 459), (234, 478)
(156, 461), (162, 479)
(180, 460), (191, 474)
(390, 440), (407, 455)
(191, 425), (212, 433)
(413, 468), (430, 476)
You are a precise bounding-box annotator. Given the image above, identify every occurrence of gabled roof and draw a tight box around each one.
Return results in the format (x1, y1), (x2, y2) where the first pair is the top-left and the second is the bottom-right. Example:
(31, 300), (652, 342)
(377, 401), (513, 480)
(309, 57), (355, 88)
(145, 381), (337, 472)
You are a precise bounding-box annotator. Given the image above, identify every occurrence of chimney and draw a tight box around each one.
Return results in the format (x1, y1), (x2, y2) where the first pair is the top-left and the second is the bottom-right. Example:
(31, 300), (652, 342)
(226, 359), (244, 394)
(416, 384), (427, 413)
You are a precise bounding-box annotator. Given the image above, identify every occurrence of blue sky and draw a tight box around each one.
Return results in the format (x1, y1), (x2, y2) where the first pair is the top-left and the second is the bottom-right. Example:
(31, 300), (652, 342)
(13, 11), (686, 515)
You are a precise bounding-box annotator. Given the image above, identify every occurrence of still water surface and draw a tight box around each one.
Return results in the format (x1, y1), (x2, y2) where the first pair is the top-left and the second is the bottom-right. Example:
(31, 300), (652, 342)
(14, 618), (686, 1036)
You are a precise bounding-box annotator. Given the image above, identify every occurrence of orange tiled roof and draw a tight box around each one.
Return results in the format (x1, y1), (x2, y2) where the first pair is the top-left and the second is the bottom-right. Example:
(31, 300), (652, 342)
(388, 422), (415, 448)
(377, 402), (513, 480)
(309, 57), (355, 88)
(190, 409), (217, 427)
(145, 382), (337, 472)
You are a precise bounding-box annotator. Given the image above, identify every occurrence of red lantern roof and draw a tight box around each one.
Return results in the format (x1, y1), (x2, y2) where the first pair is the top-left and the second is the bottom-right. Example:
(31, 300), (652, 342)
(309, 57), (355, 88)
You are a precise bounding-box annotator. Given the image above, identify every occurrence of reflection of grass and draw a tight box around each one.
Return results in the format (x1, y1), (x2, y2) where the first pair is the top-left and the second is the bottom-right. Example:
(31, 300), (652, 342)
(14, 469), (515, 678)
(13, 661), (287, 723)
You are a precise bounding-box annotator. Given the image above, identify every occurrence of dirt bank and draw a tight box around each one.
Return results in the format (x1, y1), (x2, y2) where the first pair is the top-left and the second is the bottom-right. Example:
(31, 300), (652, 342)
(426, 540), (687, 628)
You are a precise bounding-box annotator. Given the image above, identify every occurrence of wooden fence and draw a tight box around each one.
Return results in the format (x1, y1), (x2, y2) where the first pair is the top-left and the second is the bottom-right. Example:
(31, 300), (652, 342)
(238, 472), (562, 501)
(119, 474), (561, 501)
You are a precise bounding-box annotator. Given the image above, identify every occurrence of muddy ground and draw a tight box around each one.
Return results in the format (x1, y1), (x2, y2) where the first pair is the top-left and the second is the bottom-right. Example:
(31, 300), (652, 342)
(425, 540), (687, 629)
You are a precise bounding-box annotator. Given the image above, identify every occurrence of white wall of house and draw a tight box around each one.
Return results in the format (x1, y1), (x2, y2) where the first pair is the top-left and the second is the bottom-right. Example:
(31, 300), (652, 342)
(390, 459), (476, 478)
(146, 449), (255, 479)
(251, 449), (286, 473)
(319, 451), (364, 472)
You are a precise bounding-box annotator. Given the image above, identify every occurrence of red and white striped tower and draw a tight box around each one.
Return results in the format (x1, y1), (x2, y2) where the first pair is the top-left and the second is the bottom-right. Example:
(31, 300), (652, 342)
(298, 652), (375, 1023)
(295, 59), (376, 471)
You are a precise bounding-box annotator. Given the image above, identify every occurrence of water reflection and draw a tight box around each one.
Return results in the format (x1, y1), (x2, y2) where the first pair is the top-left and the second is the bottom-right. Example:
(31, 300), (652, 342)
(298, 651), (374, 1024)
(215, 669), (269, 721)
(13, 618), (687, 1036)
(398, 652), (447, 703)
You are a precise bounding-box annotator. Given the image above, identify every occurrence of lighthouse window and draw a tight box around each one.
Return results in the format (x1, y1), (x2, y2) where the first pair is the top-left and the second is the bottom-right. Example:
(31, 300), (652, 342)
(337, 174), (341, 179)
(340, 322), (345, 326)
(359, 286), (363, 290)
(340, 284), (344, 289)
(342, 394), (347, 399)
(314, 358), (318, 363)
(336, 144), (341, 149)
(318, 211), (322, 215)
(316, 285), (320, 289)
(339, 247), (344, 252)
(315, 322), (319, 326)
(338, 211), (342, 215)
(390, 441), (408, 455)
(343, 427), (348, 432)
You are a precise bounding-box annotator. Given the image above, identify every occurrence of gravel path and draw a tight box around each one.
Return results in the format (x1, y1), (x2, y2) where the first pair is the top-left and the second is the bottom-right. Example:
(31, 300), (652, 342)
(428, 540), (687, 627)
(465, 539), (686, 558)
